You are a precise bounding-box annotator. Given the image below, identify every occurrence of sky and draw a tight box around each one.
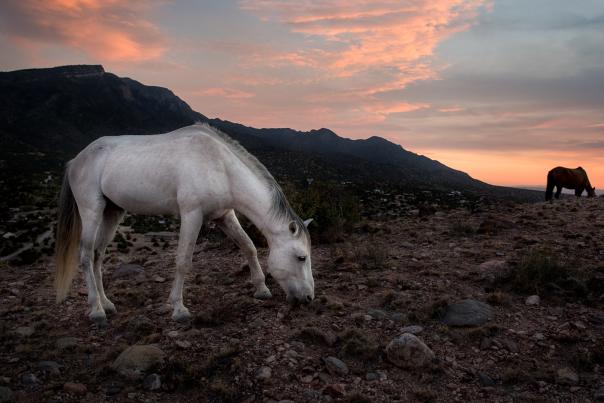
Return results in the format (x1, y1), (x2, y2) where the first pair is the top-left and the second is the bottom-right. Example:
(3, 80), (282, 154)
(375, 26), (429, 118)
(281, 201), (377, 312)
(1, 0), (603, 188)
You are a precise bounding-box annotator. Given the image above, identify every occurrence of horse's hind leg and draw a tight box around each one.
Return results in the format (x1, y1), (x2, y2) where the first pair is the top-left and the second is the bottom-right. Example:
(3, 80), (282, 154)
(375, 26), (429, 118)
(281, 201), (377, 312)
(93, 204), (125, 314)
(215, 210), (271, 299)
(169, 208), (203, 322)
(78, 204), (106, 324)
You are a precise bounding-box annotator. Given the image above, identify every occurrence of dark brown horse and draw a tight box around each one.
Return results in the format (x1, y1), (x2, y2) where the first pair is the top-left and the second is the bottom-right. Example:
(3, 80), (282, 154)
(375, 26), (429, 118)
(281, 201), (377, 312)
(545, 166), (596, 201)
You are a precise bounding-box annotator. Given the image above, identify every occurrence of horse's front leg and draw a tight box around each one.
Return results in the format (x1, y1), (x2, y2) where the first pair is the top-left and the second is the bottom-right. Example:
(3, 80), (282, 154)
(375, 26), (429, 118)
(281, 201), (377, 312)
(169, 208), (203, 322)
(555, 186), (562, 199)
(215, 210), (271, 299)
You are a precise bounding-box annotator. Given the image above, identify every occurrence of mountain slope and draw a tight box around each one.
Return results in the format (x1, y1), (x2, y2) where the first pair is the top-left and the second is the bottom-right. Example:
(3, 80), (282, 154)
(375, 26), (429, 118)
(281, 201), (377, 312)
(0, 65), (541, 201)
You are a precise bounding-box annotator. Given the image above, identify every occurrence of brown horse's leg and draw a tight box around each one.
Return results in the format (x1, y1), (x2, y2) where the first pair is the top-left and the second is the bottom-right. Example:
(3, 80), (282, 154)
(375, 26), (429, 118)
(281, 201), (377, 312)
(575, 187), (583, 197)
(555, 186), (562, 199)
(545, 171), (555, 201)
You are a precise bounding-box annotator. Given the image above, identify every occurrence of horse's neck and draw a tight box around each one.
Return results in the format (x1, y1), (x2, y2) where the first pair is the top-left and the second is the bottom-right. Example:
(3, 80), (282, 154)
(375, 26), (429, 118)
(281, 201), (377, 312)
(230, 171), (283, 242)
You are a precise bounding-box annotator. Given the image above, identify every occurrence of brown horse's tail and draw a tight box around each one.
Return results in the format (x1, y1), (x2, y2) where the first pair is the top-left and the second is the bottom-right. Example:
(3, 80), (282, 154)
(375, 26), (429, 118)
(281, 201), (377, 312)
(545, 170), (555, 201)
(55, 166), (81, 303)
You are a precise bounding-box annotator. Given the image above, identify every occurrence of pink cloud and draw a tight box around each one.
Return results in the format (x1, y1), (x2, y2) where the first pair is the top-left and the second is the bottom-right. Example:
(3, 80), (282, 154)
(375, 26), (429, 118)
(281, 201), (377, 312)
(1, 0), (165, 62)
(192, 87), (255, 100)
(238, 0), (488, 121)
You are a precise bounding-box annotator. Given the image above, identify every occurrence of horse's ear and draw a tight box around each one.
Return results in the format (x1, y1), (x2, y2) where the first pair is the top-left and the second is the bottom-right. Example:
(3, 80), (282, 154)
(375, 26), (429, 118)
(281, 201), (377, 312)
(303, 218), (314, 228)
(289, 221), (299, 236)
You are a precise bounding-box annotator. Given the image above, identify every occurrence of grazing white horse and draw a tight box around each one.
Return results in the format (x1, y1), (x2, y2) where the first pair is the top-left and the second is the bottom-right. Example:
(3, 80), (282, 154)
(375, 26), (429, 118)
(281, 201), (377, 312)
(55, 124), (314, 324)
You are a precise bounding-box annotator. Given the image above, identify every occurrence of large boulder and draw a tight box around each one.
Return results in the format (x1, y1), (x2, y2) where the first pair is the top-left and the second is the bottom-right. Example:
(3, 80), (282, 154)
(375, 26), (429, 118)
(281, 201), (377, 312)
(442, 299), (493, 327)
(111, 345), (165, 378)
(385, 333), (435, 368)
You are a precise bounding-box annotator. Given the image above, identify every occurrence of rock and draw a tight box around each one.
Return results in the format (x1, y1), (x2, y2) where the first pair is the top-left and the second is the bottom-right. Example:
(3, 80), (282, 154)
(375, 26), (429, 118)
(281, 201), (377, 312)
(175, 340), (191, 349)
(153, 275), (166, 283)
(21, 373), (40, 387)
(525, 295), (540, 306)
(63, 382), (87, 395)
(256, 366), (272, 381)
(0, 386), (13, 403)
(385, 333), (435, 368)
(56, 337), (78, 350)
(478, 259), (507, 283)
(128, 315), (155, 335)
(113, 264), (144, 278)
(590, 312), (604, 326)
(38, 361), (61, 376)
(302, 390), (323, 402)
(298, 327), (338, 347)
(595, 386), (604, 400)
(323, 383), (345, 398)
(501, 339), (519, 353)
(442, 299), (493, 327)
(367, 309), (387, 320)
(533, 332), (545, 341)
(365, 372), (379, 381)
(301, 375), (313, 383)
(323, 356), (349, 376)
(391, 313), (407, 323)
(112, 345), (166, 377)
(556, 367), (579, 385)
(478, 372), (495, 386)
(400, 325), (424, 335)
(143, 374), (161, 391)
(14, 326), (34, 337)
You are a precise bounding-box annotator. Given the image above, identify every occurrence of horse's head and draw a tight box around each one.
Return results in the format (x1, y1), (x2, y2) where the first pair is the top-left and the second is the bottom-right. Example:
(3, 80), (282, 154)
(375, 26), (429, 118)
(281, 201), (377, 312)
(267, 218), (314, 305)
(588, 186), (596, 197)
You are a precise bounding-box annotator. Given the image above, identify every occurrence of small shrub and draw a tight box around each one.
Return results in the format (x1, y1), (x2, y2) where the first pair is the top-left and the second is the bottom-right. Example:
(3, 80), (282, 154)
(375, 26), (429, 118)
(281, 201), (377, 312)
(338, 329), (380, 361)
(509, 248), (569, 293)
(449, 220), (476, 236)
(352, 239), (389, 270)
(413, 387), (438, 402)
(486, 291), (511, 305)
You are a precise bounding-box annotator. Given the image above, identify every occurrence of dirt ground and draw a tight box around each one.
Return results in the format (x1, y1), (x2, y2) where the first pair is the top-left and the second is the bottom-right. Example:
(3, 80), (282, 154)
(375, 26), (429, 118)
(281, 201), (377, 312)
(1, 197), (603, 402)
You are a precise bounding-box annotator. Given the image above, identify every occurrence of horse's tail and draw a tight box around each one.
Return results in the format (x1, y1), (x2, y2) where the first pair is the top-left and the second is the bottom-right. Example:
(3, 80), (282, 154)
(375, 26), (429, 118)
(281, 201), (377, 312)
(55, 165), (81, 303)
(545, 170), (555, 201)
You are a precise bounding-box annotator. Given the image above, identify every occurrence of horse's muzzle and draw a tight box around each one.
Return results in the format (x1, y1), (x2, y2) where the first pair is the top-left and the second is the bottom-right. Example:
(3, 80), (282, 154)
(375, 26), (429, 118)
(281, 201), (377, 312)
(286, 293), (314, 306)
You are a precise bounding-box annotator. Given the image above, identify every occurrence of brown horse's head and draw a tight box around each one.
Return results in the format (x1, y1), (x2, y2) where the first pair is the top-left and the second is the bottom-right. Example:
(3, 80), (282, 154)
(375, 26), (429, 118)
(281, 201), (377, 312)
(587, 186), (596, 197)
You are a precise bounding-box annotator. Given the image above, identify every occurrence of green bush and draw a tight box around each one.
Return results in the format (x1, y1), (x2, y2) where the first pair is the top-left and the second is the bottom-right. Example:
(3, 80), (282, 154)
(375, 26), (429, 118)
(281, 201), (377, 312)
(283, 181), (361, 243)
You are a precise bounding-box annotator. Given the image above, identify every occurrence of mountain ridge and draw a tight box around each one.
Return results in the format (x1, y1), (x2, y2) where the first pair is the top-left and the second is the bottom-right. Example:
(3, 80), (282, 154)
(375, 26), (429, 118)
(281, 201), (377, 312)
(0, 64), (541, 201)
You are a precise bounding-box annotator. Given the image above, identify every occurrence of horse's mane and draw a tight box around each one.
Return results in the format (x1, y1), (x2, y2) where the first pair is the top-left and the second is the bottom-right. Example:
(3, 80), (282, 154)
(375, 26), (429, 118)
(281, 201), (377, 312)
(192, 123), (308, 234)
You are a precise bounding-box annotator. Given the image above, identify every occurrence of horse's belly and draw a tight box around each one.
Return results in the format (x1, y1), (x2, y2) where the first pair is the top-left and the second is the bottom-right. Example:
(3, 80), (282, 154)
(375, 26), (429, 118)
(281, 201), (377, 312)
(101, 159), (180, 215)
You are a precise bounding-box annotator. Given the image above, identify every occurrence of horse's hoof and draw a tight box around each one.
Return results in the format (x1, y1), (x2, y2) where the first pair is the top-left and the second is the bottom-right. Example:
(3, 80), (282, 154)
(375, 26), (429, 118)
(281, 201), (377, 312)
(90, 313), (108, 327)
(102, 300), (117, 315)
(254, 287), (272, 300)
(172, 308), (192, 323)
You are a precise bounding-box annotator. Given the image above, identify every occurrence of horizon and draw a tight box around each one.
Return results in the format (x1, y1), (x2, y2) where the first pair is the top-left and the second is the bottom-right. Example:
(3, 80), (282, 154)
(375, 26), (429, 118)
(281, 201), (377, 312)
(1, 0), (602, 188)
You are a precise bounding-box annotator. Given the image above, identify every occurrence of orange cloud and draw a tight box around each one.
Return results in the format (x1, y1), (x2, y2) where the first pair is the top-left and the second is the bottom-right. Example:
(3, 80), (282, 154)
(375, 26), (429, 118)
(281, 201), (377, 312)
(2, 0), (165, 62)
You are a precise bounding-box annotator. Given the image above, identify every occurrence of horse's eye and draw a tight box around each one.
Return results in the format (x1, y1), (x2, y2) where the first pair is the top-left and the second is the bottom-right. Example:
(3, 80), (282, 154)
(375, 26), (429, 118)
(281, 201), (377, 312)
(297, 256), (306, 262)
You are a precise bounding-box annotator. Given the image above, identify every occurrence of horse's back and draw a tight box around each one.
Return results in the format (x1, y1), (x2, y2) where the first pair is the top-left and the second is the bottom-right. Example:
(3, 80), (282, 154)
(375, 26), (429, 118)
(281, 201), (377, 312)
(548, 166), (588, 189)
(69, 125), (236, 215)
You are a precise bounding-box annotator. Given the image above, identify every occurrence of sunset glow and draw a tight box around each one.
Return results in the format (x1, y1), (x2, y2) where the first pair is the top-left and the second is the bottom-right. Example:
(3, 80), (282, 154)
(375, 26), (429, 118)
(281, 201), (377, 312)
(1, 0), (603, 187)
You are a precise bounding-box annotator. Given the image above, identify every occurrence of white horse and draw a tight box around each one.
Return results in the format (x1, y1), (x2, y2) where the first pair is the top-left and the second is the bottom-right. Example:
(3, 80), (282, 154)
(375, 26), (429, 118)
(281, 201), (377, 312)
(55, 124), (314, 324)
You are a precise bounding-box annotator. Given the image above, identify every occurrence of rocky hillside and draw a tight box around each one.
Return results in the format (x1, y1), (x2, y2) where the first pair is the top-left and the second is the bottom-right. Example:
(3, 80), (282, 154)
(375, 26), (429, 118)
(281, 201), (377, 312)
(0, 197), (602, 402)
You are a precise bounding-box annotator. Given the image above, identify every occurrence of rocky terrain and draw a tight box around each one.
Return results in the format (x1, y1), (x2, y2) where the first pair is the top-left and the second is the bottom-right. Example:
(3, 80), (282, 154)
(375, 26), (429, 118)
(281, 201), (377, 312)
(1, 197), (603, 402)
